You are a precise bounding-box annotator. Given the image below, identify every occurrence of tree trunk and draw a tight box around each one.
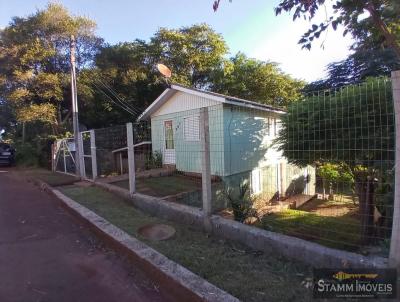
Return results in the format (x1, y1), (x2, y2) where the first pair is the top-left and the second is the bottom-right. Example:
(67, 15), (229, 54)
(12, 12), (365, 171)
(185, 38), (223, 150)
(357, 177), (375, 245)
(328, 182), (334, 200)
(22, 122), (26, 144)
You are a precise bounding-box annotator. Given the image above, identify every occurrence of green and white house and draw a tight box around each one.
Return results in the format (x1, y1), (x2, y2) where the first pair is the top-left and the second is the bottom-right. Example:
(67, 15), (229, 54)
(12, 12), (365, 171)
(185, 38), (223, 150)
(138, 84), (315, 201)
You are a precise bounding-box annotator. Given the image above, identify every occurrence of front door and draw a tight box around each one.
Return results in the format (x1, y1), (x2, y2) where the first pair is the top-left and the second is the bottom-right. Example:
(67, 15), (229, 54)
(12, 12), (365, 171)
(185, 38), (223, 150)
(163, 120), (175, 164)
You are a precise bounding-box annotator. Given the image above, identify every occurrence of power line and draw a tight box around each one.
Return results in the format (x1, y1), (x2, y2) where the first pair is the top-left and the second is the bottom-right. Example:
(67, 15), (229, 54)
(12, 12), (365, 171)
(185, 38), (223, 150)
(92, 81), (138, 116)
(93, 78), (141, 114)
(93, 77), (143, 115)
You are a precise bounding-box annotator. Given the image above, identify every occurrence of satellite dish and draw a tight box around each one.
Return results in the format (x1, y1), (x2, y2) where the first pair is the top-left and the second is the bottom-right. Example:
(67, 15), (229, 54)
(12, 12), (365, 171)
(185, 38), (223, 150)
(157, 63), (172, 78)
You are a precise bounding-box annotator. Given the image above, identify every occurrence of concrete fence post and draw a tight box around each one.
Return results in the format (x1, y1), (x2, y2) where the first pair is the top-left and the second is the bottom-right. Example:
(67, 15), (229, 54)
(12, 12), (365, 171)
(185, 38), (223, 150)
(390, 70), (400, 269)
(51, 143), (56, 172)
(127, 123), (136, 195)
(77, 132), (85, 179)
(200, 107), (212, 231)
(90, 129), (98, 180)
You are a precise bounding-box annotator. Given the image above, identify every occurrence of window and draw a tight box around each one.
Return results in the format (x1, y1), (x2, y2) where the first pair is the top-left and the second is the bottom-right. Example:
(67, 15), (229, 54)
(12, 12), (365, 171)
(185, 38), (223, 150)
(164, 120), (174, 149)
(184, 115), (200, 141)
(251, 168), (262, 194)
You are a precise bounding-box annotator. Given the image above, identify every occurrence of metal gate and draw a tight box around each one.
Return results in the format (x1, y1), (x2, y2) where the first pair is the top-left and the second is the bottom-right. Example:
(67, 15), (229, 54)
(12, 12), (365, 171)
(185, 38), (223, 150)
(80, 130), (97, 180)
(53, 138), (77, 175)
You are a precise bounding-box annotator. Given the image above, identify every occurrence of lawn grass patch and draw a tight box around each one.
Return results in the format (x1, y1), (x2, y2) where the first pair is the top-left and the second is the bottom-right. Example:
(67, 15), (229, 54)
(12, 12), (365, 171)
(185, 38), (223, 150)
(59, 185), (313, 302)
(23, 168), (78, 186)
(260, 209), (361, 252)
(112, 175), (201, 197)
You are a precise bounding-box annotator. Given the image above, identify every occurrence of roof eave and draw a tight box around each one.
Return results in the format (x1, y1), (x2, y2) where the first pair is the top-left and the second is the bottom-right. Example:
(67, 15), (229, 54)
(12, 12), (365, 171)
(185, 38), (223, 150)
(137, 88), (175, 121)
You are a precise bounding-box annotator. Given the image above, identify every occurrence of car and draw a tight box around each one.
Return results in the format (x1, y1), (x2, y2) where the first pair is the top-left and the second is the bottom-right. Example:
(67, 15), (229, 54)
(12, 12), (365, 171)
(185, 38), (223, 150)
(0, 143), (15, 166)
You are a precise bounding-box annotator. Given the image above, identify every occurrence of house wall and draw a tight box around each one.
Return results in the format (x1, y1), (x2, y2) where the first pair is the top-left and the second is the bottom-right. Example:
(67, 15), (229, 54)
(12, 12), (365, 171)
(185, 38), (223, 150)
(221, 104), (283, 176)
(220, 104), (315, 200)
(150, 92), (316, 201)
(151, 103), (225, 176)
(152, 91), (220, 117)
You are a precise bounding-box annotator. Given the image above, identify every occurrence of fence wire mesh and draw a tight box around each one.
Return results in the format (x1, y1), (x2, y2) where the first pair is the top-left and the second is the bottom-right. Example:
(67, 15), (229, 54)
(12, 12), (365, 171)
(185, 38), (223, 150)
(95, 125), (127, 177)
(134, 77), (394, 256)
(74, 76), (394, 257)
(265, 77), (394, 254)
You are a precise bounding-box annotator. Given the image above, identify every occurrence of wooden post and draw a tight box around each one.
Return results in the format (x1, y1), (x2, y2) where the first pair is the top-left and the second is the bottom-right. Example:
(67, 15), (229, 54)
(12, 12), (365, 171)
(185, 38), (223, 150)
(127, 123), (136, 195)
(90, 130), (97, 180)
(390, 70), (400, 269)
(200, 108), (212, 231)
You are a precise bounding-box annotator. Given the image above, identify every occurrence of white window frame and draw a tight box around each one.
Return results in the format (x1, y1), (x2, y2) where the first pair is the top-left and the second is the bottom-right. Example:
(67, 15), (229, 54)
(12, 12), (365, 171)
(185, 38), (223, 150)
(251, 168), (262, 194)
(183, 115), (200, 142)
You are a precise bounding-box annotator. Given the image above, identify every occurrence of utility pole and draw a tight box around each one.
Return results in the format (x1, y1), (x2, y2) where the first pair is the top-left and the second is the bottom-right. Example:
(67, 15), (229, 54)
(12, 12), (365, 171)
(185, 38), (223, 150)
(70, 35), (81, 177)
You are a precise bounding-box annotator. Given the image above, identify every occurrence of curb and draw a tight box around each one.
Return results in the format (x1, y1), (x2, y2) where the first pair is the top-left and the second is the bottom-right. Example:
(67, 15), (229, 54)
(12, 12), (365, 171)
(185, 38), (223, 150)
(31, 178), (240, 302)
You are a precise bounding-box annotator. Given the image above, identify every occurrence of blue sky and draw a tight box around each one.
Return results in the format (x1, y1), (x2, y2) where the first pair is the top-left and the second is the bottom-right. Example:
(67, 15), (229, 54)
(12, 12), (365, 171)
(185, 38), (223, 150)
(0, 0), (353, 82)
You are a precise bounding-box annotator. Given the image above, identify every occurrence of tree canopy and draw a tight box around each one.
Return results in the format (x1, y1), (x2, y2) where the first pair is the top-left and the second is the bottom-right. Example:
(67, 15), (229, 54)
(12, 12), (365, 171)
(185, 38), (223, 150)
(213, 1), (400, 58)
(0, 3), (102, 135)
(275, 77), (394, 169)
(211, 53), (304, 107)
(305, 48), (400, 91)
(0, 3), (311, 165)
(275, 0), (400, 57)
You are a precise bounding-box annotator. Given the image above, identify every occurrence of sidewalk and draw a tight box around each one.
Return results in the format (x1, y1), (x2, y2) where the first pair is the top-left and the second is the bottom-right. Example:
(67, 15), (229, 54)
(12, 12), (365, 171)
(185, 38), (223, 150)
(0, 169), (172, 302)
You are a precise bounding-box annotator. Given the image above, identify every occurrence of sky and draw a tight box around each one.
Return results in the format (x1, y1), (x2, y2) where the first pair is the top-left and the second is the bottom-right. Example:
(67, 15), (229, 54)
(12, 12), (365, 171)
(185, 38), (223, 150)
(0, 0), (354, 82)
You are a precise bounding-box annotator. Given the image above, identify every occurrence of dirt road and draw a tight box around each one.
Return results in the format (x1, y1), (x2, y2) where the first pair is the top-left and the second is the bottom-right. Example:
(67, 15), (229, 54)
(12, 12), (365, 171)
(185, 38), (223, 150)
(0, 169), (172, 302)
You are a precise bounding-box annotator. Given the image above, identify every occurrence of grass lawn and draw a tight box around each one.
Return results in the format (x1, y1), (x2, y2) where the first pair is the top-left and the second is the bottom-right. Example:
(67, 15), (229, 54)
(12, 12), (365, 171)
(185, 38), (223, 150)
(299, 196), (358, 217)
(59, 185), (313, 302)
(112, 175), (201, 197)
(259, 208), (361, 252)
(23, 168), (78, 186)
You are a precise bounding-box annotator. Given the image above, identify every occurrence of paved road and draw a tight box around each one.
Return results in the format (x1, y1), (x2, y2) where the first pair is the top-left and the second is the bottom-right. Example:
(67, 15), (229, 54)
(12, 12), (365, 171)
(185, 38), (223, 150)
(0, 169), (172, 302)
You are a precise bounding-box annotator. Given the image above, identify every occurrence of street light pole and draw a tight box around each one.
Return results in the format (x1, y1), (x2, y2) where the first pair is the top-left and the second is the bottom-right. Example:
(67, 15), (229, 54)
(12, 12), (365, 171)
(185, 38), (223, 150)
(70, 35), (81, 177)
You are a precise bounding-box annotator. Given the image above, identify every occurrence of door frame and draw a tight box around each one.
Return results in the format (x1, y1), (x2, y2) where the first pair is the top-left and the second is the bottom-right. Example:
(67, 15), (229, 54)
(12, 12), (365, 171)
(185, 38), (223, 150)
(163, 120), (176, 165)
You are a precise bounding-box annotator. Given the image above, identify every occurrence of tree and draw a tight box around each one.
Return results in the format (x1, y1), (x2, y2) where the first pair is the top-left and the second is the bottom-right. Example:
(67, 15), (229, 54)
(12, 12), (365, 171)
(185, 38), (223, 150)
(305, 48), (400, 91)
(213, 1), (400, 58)
(318, 162), (354, 200)
(79, 24), (229, 128)
(78, 41), (164, 128)
(275, 77), (394, 243)
(275, 0), (400, 58)
(148, 24), (228, 88)
(211, 53), (304, 107)
(0, 3), (102, 165)
(0, 3), (102, 135)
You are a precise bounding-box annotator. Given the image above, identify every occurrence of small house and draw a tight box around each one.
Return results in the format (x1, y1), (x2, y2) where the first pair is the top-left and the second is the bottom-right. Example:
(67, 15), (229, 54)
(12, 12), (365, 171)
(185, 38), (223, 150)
(138, 84), (315, 201)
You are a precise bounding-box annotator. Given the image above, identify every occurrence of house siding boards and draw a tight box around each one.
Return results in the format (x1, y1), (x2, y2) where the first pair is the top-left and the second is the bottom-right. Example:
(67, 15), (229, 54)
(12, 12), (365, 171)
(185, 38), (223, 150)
(152, 91), (220, 117)
(147, 87), (316, 201)
(221, 104), (283, 177)
(151, 104), (225, 175)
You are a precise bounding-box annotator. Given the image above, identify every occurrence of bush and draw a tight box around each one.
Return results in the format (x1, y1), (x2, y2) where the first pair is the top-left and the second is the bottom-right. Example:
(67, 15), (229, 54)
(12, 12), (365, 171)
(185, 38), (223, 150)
(225, 181), (257, 223)
(145, 151), (162, 170)
(15, 142), (40, 167)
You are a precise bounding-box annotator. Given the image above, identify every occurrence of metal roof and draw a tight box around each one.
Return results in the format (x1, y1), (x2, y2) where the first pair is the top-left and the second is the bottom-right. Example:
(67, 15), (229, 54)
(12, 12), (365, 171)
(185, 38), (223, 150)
(137, 84), (286, 121)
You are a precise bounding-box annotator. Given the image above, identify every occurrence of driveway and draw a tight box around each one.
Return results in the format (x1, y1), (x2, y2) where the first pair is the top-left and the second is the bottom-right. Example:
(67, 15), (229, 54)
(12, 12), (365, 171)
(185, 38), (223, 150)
(0, 168), (172, 302)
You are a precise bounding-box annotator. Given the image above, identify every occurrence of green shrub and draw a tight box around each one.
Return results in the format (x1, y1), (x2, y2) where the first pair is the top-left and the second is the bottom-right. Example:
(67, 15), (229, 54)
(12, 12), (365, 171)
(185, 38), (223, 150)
(145, 151), (162, 170)
(15, 142), (40, 167)
(225, 181), (257, 223)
